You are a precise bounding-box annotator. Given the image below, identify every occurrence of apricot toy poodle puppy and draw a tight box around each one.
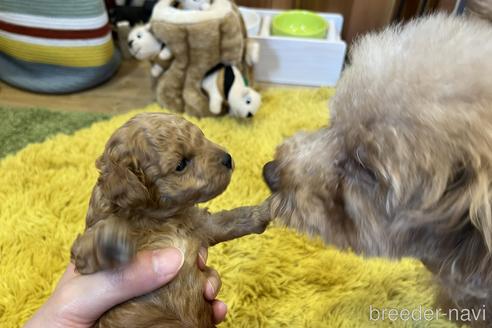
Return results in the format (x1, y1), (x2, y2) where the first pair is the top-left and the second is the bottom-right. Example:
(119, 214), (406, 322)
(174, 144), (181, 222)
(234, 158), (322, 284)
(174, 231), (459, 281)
(71, 112), (270, 328)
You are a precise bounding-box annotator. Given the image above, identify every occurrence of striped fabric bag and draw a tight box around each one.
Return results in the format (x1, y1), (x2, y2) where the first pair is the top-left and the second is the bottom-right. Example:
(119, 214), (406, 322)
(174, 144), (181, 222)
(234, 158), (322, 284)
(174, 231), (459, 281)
(0, 0), (120, 93)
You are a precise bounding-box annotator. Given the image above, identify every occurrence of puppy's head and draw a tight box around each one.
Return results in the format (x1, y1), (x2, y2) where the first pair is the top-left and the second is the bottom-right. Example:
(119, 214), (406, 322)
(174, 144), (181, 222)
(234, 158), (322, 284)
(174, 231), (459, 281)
(96, 113), (233, 215)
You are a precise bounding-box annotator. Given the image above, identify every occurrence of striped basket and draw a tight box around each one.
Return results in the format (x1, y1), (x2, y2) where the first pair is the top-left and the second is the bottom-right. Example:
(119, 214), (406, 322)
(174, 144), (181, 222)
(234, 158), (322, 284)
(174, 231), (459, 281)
(0, 0), (120, 94)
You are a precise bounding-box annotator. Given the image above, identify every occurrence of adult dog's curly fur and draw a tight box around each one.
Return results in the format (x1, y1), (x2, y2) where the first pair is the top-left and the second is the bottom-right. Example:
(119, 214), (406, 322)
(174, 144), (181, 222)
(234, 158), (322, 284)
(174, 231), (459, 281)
(263, 14), (492, 326)
(71, 113), (270, 327)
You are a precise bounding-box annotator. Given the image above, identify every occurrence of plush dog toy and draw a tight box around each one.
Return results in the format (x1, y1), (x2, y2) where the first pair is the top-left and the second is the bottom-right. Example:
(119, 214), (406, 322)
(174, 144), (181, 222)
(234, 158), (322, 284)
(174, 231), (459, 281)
(202, 64), (261, 118)
(127, 24), (172, 78)
(179, 0), (212, 10)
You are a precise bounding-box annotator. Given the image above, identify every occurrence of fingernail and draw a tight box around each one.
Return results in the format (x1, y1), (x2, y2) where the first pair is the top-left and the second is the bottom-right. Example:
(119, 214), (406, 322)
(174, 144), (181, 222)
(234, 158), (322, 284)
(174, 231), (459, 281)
(218, 301), (228, 314)
(213, 301), (228, 324)
(152, 248), (184, 277)
(198, 247), (207, 266)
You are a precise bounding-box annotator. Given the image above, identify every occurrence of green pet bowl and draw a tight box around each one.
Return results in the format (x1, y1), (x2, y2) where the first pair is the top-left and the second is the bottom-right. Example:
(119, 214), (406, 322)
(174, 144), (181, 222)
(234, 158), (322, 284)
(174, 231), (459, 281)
(272, 10), (328, 39)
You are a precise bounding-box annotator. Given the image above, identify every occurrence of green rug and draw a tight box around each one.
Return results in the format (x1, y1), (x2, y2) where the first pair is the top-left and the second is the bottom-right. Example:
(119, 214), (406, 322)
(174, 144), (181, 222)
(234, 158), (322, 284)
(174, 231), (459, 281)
(0, 107), (109, 158)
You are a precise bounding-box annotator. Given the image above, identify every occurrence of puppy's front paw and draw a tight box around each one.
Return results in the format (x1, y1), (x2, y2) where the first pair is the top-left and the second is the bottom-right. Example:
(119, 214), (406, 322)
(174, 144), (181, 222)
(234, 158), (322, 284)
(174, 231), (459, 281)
(96, 221), (135, 269)
(71, 233), (102, 274)
(71, 218), (136, 274)
(251, 201), (273, 234)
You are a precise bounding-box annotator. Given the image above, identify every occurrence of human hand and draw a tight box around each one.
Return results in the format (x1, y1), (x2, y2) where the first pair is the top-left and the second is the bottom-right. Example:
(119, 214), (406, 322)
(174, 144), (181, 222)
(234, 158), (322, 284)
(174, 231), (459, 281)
(24, 247), (227, 328)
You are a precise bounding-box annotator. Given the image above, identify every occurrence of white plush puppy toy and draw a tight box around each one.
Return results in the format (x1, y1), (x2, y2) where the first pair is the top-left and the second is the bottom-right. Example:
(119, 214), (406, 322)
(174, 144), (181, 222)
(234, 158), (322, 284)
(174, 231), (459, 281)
(179, 0), (212, 10)
(127, 24), (172, 78)
(202, 64), (261, 118)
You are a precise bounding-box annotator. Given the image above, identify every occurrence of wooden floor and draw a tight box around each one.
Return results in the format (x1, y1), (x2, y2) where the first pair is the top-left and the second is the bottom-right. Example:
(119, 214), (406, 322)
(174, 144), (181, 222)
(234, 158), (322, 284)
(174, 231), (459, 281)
(0, 60), (308, 114)
(0, 60), (155, 114)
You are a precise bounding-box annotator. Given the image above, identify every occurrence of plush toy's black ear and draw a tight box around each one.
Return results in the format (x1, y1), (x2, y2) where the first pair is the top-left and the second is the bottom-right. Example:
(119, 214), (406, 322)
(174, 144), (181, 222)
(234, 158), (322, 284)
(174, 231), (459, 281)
(223, 65), (235, 99)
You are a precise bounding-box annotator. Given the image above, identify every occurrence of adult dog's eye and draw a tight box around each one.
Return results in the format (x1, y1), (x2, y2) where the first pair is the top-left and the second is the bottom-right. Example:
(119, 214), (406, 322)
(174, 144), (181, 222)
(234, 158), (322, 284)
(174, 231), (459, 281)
(350, 146), (378, 184)
(446, 165), (469, 192)
(176, 158), (188, 172)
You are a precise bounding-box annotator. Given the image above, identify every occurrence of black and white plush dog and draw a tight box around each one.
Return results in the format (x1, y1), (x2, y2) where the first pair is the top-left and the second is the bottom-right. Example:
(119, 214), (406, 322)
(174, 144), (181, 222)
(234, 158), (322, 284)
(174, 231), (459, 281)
(202, 64), (261, 118)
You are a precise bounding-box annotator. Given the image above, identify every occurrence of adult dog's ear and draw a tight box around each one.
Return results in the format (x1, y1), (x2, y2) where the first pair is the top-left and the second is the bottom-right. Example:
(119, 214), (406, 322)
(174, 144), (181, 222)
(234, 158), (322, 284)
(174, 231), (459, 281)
(96, 149), (151, 209)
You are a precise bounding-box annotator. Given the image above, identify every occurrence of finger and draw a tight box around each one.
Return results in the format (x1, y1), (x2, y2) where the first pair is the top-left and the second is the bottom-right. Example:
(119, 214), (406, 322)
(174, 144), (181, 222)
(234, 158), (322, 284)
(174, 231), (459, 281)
(212, 300), (227, 324)
(61, 248), (184, 321)
(197, 247), (208, 270)
(204, 268), (221, 301)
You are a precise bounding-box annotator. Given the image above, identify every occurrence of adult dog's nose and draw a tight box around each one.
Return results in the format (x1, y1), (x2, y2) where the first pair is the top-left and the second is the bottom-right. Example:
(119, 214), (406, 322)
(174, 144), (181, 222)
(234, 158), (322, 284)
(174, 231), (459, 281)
(263, 161), (280, 192)
(221, 153), (233, 169)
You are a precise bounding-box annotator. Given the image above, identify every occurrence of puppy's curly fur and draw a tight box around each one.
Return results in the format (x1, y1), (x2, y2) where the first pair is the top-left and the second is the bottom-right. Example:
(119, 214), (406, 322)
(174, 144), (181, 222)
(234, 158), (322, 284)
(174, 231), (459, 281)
(264, 14), (492, 326)
(71, 113), (270, 328)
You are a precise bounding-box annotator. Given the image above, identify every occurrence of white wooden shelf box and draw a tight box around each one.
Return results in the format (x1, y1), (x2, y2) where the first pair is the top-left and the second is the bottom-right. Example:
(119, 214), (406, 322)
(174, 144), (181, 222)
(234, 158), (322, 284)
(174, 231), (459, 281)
(240, 7), (347, 87)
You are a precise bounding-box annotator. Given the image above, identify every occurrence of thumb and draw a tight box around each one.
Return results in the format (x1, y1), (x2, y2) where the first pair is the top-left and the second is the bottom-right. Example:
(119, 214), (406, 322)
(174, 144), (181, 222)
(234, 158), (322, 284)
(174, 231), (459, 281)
(66, 248), (184, 321)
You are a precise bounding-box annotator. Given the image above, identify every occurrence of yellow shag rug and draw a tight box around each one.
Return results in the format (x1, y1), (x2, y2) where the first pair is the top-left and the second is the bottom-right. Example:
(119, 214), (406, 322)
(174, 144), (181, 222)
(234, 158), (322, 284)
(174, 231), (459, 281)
(0, 88), (459, 328)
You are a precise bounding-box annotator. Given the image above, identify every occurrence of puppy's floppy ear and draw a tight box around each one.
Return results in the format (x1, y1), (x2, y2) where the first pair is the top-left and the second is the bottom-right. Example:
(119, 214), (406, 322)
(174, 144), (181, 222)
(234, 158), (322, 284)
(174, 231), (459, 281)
(469, 172), (492, 252)
(96, 148), (151, 209)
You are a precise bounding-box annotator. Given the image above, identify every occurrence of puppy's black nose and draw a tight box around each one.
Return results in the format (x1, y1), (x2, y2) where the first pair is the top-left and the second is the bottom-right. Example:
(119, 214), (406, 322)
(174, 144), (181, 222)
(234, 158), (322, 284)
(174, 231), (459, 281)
(263, 160), (280, 192)
(247, 112), (253, 118)
(128, 40), (134, 48)
(222, 153), (233, 169)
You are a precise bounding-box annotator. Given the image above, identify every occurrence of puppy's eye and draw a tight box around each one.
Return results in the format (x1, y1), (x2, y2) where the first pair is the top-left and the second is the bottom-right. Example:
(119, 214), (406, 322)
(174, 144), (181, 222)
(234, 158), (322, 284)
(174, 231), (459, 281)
(176, 158), (188, 172)
(245, 96), (252, 105)
(137, 33), (142, 39)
